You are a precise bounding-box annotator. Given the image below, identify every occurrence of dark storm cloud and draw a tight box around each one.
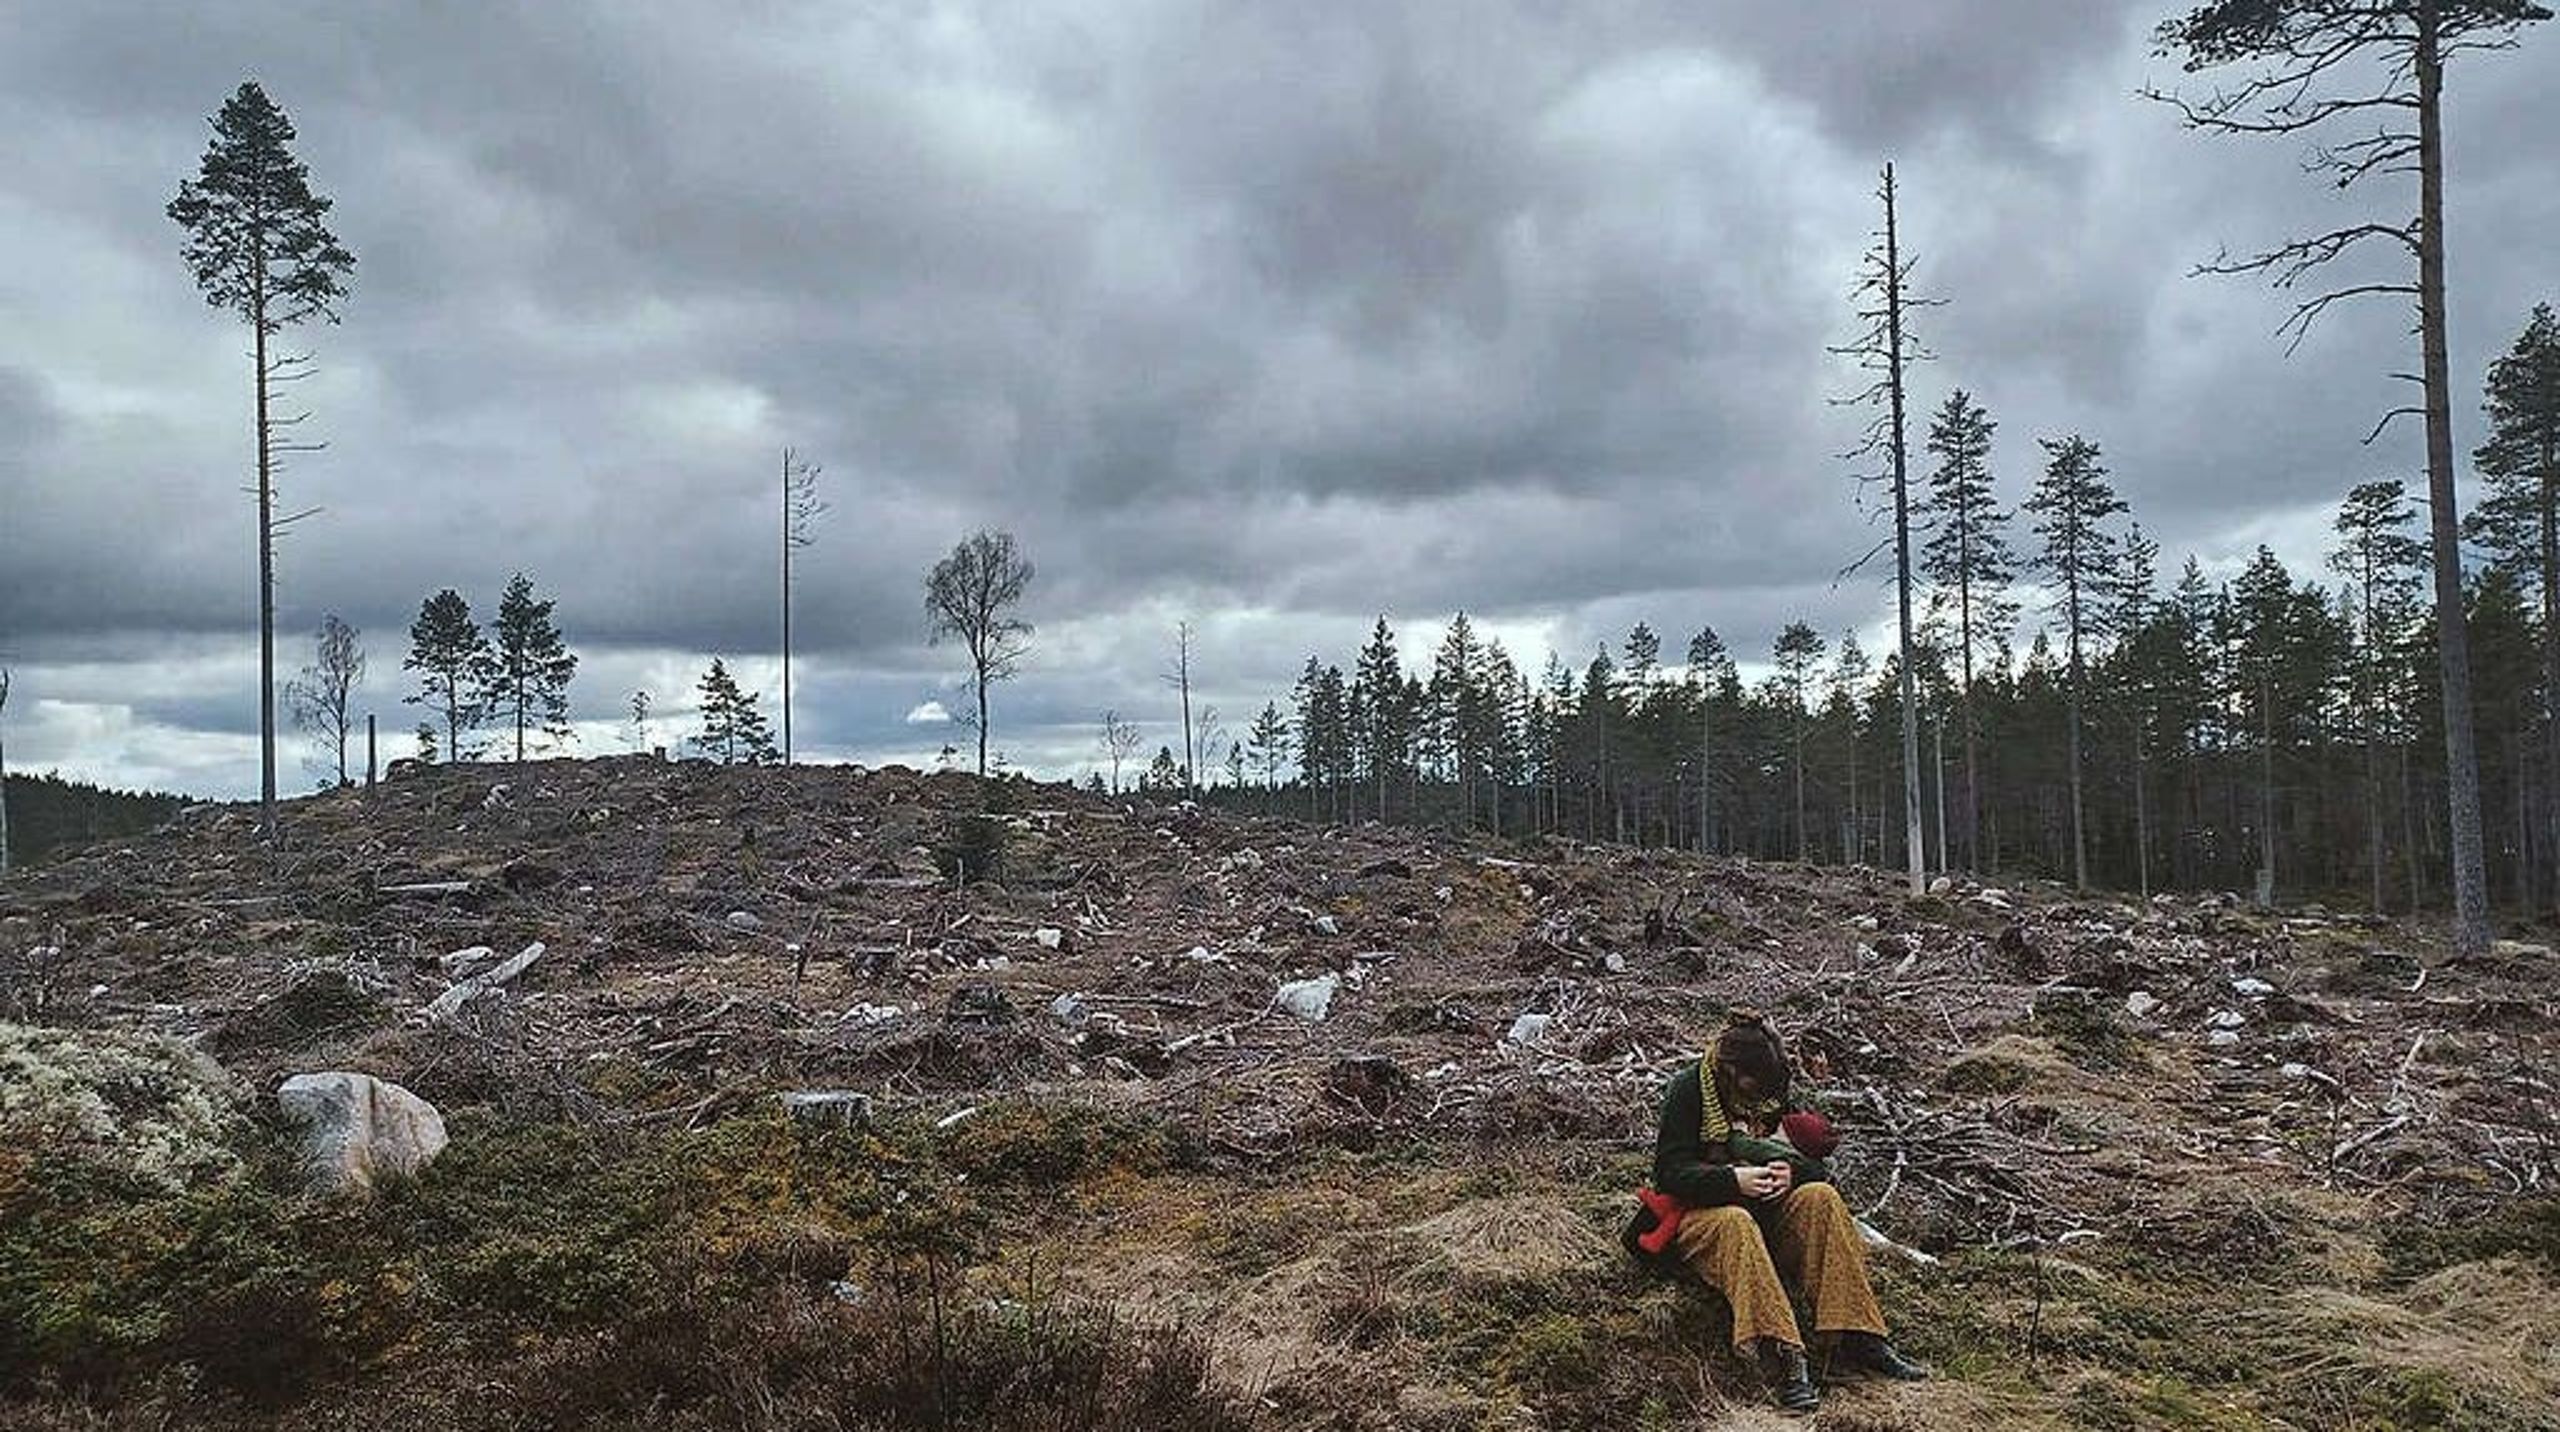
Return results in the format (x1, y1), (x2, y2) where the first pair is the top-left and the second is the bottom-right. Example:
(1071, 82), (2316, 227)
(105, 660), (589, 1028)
(2, 1), (2555, 797)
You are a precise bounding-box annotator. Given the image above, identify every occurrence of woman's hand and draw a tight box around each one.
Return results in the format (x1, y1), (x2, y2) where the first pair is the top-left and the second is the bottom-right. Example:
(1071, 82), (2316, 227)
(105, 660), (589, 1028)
(1735, 1161), (1793, 1200)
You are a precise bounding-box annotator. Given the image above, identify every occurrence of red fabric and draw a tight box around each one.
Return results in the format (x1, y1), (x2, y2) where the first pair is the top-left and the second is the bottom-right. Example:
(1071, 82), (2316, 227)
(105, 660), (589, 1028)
(1636, 1185), (1688, 1254)
(1780, 1110), (1839, 1159)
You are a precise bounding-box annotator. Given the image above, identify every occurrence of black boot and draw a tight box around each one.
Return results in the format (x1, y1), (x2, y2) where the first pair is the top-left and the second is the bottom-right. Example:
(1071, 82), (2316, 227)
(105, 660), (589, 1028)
(1831, 1330), (1930, 1381)
(1766, 1343), (1821, 1415)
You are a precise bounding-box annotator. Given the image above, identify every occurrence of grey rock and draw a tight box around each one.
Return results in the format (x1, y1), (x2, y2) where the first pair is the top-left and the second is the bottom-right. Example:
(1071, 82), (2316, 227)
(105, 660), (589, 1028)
(1277, 974), (1340, 1022)
(277, 1072), (447, 1193)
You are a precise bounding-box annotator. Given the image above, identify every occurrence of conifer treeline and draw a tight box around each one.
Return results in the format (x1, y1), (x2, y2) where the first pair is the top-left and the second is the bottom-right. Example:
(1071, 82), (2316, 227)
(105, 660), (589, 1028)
(3, 774), (187, 868)
(1220, 306), (2560, 914)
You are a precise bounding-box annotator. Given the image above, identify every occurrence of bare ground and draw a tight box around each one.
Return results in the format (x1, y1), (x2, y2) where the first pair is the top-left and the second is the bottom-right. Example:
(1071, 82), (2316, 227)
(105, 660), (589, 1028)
(4, 756), (2556, 1429)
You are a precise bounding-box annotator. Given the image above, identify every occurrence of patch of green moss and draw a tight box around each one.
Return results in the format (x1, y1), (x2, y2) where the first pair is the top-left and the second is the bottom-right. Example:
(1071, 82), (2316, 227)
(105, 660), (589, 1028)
(934, 1101), (1170, 1187)
(1491, 1311), (1605, 1389)
(1943, 1047), (2036, 1094)
(2029, 990), (2136, 1069)
(2398, 1197), (2560, 1280)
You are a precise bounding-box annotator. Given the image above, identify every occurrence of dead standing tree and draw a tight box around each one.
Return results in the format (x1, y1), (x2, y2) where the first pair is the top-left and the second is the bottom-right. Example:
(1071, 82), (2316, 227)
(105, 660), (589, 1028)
(779, 448), (825, 763)
(2149, 0), (2552, 954)
(925, 531), (1034, 778)
(1832, 163), (1938, 895)
(1165, 621), (1199, 796)
(0, 669), (12, 876)
(285, 613), (364, 787)
(1099, 708), (1143, 794)
(168, 82), (356, 843)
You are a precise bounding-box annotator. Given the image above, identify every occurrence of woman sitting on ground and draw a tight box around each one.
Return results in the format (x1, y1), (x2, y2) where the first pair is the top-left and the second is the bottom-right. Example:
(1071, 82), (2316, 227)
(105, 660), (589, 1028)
(1651, 1008), (1927, 1415)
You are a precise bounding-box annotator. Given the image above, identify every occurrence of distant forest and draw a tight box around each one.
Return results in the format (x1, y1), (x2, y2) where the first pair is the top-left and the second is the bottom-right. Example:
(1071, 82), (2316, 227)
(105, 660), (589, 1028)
(1178, 389), (2560, 919)
(4, 774), (188, 869)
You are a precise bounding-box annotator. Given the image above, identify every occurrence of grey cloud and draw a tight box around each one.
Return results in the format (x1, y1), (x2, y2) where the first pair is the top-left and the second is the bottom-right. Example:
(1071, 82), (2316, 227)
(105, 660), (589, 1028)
(3, 2), (2557, 796)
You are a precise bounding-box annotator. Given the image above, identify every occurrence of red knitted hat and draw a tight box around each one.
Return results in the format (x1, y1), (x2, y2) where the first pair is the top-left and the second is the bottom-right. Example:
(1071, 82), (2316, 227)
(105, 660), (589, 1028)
(1779, 1110), (1840, 1159)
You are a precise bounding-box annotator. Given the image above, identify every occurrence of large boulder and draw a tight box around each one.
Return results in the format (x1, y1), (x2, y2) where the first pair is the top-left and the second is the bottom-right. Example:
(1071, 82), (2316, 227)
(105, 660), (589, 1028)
(276, 1071), (448, 1193)
(0, 1021), (247, 1191)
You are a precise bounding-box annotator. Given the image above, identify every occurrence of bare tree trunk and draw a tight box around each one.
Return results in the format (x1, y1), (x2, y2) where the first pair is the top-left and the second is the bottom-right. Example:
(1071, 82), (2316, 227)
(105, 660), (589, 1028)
(0, 671), (12, 876)
(2133, 709), (2152, 899)
(2403, 739), (2425, 912)
(2367, 721), (2386, 917)
(1884, 165), (1927, 896)
(2418, 1), (2492, 955)
(1847, 731), (1862, 865)
(1176, 623), (1196, 796)
(253, 296), (278, 842)
(2518, 730), (2534, 912)
(2262, 688), (2278, 897)
(781, 449), (793, 765)
(1932, 710), (1948, 877)
(1698, 697), (1713, 853)
(2542, 448), (2559, 916)
(1793, 725), (1807, 862)
(2067, 669), (2088, 891)
(2065, 573), (2089, 892)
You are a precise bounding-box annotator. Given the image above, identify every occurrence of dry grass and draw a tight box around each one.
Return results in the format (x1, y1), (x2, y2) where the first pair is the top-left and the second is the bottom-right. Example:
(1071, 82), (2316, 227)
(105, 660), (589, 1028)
(2244, 1257), (2560, 1430)
(1399, 1193), (1617, 1287)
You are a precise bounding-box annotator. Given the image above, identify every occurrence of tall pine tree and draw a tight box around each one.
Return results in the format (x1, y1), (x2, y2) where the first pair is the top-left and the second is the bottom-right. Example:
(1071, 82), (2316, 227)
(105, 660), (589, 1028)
(168, 82), (356, 841)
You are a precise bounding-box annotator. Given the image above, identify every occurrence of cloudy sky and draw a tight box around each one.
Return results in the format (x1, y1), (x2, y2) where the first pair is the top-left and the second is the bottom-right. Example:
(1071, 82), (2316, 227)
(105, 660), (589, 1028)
(2, 2), (2554, 797)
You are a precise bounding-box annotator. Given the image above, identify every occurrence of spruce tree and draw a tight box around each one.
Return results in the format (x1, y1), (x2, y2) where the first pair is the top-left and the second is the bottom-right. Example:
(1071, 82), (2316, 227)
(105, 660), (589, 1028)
(486, 574), (578, 761)
(2024, 434), (2126, 891)
(1577, 649), (1624, 840)
(1247, 702), (1292, 796)
(1828, 634), (1873, 863)
(691, 659), (777, 765)
(1687, 627), (1735, 854)
(1919, 389), (2017, 871)
(1314, 665), (1352, 817)
(168, 81), (356, 841)
(1353, 618), (1406, 820)
(1429, 614), (1485, 827)
(2113, 526), (2162, 896)
(2333, 481), (2428, 913)
(403, 590), (488, 763)
(2471, 303), (2560, 911)
(1487, 641), (1530, 836)
(1772, 624), (1827, 862)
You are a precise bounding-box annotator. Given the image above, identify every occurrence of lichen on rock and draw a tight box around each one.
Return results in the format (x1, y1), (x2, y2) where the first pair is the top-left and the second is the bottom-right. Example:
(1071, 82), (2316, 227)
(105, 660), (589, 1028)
(0, 1020), (248, 1191)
